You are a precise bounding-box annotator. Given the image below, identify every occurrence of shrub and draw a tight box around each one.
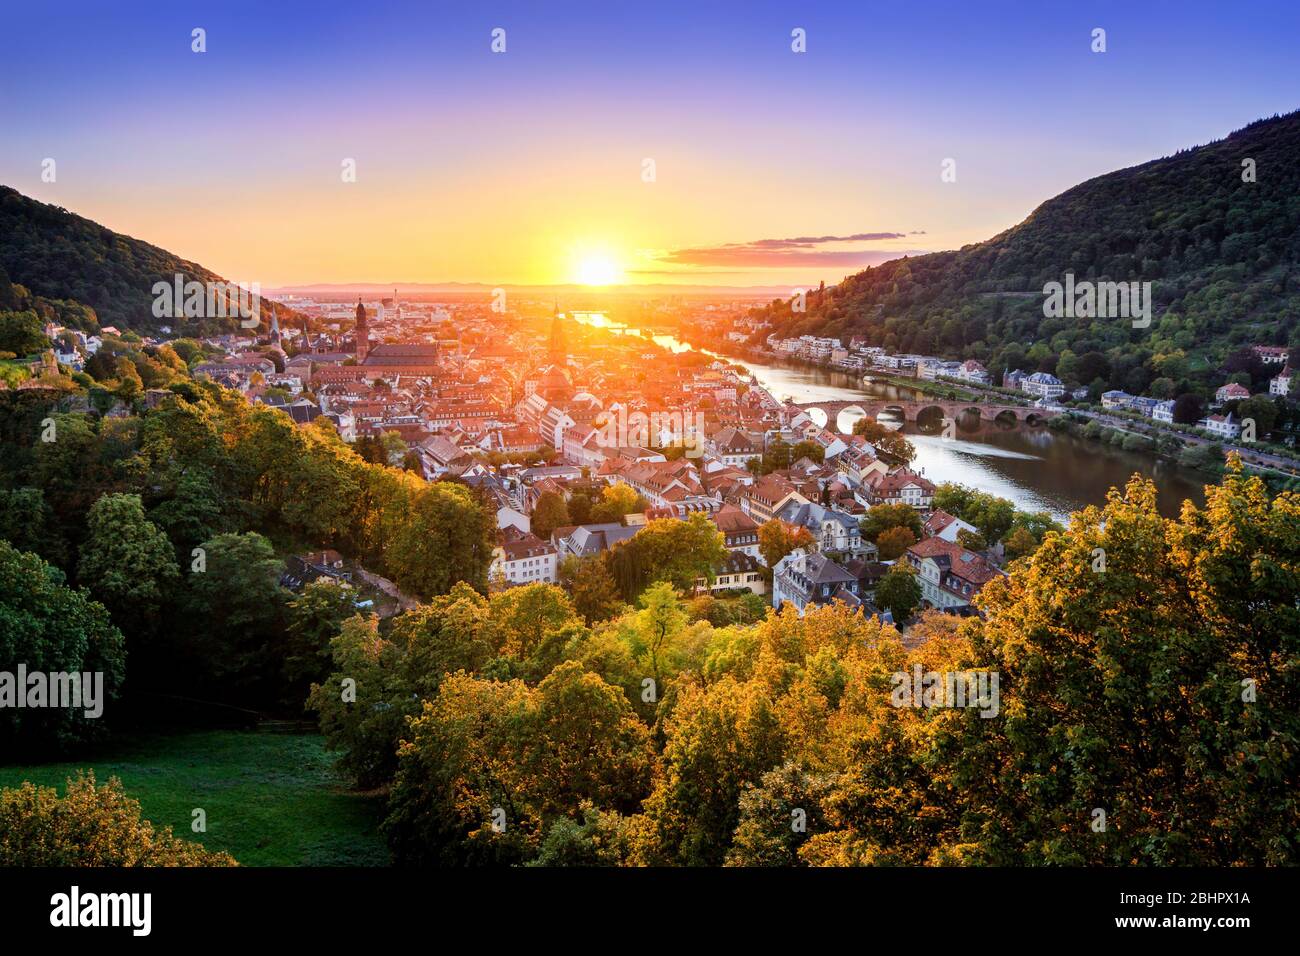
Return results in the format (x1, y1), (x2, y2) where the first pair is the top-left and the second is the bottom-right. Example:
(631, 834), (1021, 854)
(0, 772), (236, 866)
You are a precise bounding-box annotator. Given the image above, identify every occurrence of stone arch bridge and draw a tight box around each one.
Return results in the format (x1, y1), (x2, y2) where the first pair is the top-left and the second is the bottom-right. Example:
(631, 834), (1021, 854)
(792, 399), (1045, 433)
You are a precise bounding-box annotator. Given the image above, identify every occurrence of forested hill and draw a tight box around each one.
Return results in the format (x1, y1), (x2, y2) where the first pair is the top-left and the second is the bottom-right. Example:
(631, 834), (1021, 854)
(0, 186), (300, 333)
(756, 110), (1300, 377)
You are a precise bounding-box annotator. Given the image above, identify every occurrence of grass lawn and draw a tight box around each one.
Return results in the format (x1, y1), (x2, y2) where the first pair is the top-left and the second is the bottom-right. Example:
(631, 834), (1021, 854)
(0, 730), (389, 866)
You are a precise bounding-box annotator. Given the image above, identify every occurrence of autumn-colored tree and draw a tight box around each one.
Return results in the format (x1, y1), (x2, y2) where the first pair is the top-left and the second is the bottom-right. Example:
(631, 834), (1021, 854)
(1001, 525), (1039, 561)
(859, 502), (923, 544)
(852, 418), (916, 465)
(605, 513), (728, 600)
(489, 582), (580, 661)
(0, 773), (236, 866)
(758, 518), (815, 569)
(589, 482), (645, 524)
(558, 555), (625, 624)
(876, 525), (917, 560)
(638, 676), (786, 865)
(936, 463), (1300, 865)
(383, 662), (652, 865)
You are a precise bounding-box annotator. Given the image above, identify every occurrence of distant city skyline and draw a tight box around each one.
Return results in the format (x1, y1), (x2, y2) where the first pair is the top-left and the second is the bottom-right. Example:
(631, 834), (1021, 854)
(4, 0), (1298, 288)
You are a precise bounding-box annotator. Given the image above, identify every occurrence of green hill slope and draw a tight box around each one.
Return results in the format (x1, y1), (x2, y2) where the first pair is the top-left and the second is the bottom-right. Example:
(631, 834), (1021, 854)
(758, 111), (1300, 389)
(0, 186), (298, 334)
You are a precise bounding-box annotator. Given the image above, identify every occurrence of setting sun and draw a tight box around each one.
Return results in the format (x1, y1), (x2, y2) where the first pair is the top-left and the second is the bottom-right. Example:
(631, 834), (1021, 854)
(573, 253), (623, 286)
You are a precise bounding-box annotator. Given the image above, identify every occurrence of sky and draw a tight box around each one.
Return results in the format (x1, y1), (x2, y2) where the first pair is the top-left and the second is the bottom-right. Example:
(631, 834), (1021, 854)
(3, 0), (1298, 289)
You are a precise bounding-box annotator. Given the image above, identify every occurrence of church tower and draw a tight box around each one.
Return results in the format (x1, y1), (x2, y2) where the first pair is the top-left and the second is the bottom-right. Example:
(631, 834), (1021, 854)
(355, 299), (369, 361)
(547, 301), (566, 364)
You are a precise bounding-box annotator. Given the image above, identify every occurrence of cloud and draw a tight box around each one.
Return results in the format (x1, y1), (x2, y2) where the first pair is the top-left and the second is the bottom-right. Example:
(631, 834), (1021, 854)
(649, 231), (927, 269)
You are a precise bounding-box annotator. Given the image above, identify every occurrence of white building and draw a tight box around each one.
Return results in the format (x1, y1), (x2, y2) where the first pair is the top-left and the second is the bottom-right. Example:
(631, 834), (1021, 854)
(1021, 372), (1065, 400)
(491, 528), (558, 585)
(1199, 413), (1241, 440)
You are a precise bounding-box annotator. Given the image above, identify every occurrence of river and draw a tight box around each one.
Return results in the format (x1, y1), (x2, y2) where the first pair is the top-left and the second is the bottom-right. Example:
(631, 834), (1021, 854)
(570, 312), (1209, 521)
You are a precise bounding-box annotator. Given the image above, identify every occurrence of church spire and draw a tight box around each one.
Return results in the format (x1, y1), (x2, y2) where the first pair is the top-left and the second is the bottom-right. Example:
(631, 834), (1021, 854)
(355, 298), (369, 361)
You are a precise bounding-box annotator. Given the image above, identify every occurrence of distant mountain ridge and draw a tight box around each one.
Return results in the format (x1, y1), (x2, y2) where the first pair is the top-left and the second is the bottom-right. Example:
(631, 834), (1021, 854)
(757, 111), (1300, 378)
(0, 186), (299, 333)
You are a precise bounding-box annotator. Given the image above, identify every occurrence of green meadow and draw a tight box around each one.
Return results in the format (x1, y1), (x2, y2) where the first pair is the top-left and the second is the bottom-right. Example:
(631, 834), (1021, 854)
(0, 731), (388, 866)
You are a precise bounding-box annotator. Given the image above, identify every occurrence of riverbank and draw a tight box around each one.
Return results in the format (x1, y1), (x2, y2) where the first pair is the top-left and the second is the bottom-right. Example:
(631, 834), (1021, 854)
(577, 317), (1213, 518)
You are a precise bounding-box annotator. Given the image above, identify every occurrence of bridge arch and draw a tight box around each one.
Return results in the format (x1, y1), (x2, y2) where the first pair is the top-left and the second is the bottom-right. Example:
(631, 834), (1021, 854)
(875, 404), (907, 425)
(834, 404), (868, 434)
(913, 404), (948, 429)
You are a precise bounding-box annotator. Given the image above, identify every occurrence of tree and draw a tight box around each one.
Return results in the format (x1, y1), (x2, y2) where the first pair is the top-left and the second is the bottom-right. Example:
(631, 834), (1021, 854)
(859, 503), (923, 544)
(559, 555), (625, 624)
(378, 430), (409, 466)
(876, 526), (918, 560)
(0, 773), (236, 866)
(0, 541), (126, 755)
(183, 532), (287, 698)
(0, 310), (48, 357)
(0, 486), (64, 565)
(308, 615), (420, 788)
(758, 519), (815, 568)
(490, 583), (579, 661)
(530, 491), (570, 539)
(383, 663), (651, 865)
(874, 564), (922, 619)
(77, 493), (179, 632)
(388, 481), (495, 599)
(956, 528), (988, 552)
(1002, 526), (1039, 561)
(1179, 441), (1223, 473)
(1172, 393), (1204, 424)
(851, 419), (915, 465)
(790, 440), (824, 464)
(589, 482), (644, 524)
(633, 582), (687, 690)
(284, 579), (358, 695)
(726, 762), (836, 866)
(114, 355), (143, 401)
(530, 804), (636, 866)
(759, 439), (794, 474)
(604, 513), (728, 600)
(1236, 394), (1278, 439)
(932, 484), (1015, 544)
(639, 677), (786, 865)
(952, 467), (1300, 864)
